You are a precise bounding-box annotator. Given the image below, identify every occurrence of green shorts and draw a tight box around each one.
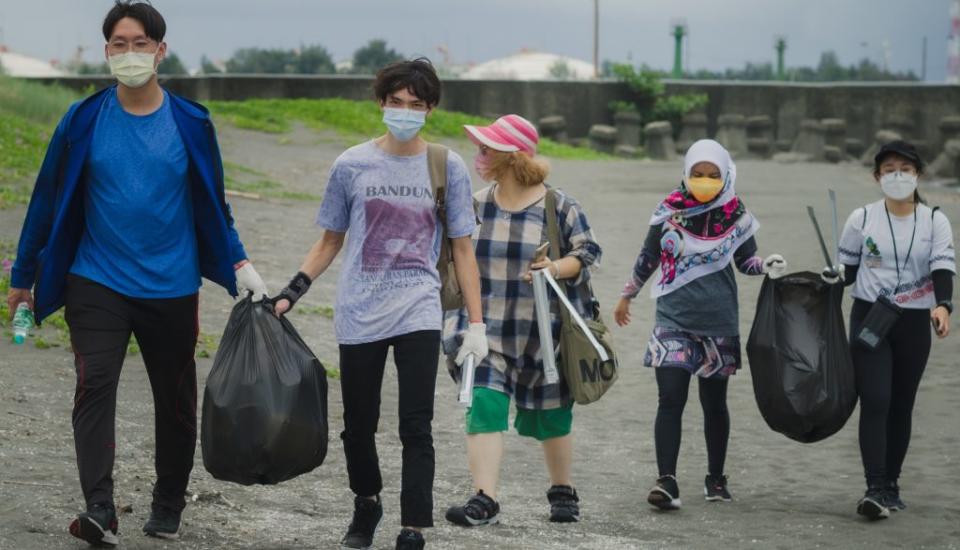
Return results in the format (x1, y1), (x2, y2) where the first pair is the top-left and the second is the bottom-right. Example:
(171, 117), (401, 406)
(464, 387), (573, 441)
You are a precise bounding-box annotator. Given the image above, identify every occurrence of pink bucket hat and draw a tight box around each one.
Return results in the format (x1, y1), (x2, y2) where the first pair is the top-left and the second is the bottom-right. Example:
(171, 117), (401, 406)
(464, 114), (539, 155)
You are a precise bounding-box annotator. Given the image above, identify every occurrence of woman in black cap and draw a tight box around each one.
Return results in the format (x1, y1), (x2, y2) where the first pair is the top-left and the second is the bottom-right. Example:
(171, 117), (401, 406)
(826, 140), (955, 520)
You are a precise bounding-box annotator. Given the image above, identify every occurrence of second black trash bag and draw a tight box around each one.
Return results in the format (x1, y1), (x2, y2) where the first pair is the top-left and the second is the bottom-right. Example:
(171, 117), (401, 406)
(746, 272), (857, 443)
(201, 296), (328, 485)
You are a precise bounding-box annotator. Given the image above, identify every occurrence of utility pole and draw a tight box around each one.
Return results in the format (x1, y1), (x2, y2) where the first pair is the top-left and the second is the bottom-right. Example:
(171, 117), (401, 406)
(922, 36), (927, 81)
(671, 19), (687, 79)
(775, 36), (787, 80)
(593, 0), (599, 78)
(949, 0), (960, 84)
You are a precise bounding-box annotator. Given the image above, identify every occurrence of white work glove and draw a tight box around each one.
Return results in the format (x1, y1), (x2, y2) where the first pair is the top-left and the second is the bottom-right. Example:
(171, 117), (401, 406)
(821, 265), (845, 284)
(455, 322), (489, 366)
(762, 254), (787, 279)
(235, 262), (269, 302)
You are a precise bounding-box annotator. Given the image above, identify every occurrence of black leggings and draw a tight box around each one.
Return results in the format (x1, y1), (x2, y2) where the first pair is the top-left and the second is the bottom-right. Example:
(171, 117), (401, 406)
(654, 367), (730, 477)
(339, 330), (440, 528)
(850, 299), (931, 487)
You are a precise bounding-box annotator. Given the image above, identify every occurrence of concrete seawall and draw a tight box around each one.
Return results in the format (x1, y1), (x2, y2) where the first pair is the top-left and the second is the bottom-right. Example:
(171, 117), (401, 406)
(30, 75), (960, 151)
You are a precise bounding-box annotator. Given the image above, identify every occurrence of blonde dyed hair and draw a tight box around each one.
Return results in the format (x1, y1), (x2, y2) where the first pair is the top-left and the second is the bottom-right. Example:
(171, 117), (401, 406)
(486, 150), (550, 187)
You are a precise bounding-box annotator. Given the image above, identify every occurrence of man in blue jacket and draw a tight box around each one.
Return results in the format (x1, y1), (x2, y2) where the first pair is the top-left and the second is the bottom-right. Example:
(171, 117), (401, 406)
(5, 2), (268, 546)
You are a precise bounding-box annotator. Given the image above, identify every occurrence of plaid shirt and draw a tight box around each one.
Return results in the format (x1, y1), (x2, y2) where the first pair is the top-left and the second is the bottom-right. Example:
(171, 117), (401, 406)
(442, 185), (602, 410)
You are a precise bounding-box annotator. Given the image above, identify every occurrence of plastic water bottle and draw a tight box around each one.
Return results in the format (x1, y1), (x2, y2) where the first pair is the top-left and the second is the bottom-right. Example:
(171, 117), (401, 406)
(12, 303), (32, 345)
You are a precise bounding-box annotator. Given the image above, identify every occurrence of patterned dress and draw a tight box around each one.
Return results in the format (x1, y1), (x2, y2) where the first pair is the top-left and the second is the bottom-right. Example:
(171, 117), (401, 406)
(442, 184), (602, 410)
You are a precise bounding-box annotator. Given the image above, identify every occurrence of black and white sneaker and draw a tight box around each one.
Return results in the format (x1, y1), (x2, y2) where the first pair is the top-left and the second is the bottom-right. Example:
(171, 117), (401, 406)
(341, 495), (383, 549)
(547, 485), (580, 522)
(883, 481), (906, 512)
(69, 502), (119, 547)
(445, 490), (500, 527)
(143, 503), (181, 539)
(704, 474), (732, 502)
(857, 487), (891, 520)
(395, 528), (425, 550)
(647, 475), (681, 510)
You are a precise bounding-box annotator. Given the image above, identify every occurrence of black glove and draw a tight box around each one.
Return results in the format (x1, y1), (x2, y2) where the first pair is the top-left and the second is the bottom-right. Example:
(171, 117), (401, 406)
(272, 272), (312, 310)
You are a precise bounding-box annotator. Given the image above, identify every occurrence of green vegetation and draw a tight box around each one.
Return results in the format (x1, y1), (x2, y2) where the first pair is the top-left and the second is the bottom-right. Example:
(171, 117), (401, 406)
(0, 77), (81, 207)
(208, 98), (609, 160)
(688, 51), (918, 82)
(350, 39), (403, 75)
(295, 304), (335, 319)
(609, 64), (708, 136)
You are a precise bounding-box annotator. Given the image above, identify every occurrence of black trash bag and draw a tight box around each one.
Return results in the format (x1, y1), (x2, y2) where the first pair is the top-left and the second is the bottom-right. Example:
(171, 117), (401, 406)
(201, 296), (328, 485)
(746, 272), (857, 443)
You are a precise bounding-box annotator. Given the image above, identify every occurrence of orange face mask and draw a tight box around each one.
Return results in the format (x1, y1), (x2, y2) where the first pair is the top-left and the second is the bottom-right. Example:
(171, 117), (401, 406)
(686, 177), (724, 203)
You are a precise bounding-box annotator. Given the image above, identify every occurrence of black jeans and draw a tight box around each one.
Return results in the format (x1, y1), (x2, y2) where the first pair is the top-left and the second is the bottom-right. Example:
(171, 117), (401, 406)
(654, 367), (730, 477)
(850, 299), (931, 487)
(339, 330), (440, 528)
(64, 275), (199, 512)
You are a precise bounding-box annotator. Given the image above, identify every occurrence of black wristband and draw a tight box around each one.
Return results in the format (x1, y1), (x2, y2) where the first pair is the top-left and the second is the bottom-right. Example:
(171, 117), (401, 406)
(937, 300), (953, 315)
(274, 271), (312, 307)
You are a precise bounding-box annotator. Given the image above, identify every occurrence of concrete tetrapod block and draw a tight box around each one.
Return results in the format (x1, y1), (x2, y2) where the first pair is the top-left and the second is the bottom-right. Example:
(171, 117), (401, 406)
(821, 118), (847, 149)
(643, 121), (677, 160)
(715, 114), (747, 156)
(939, 116), (960, 145)
(883, 115), (915, 140)
(824, 146), (844, 164)
(929, 139), (960, 178)
(588, 124), (618, 155)
(614, 111), (643, 147)
(860, 129), (903, 166)
(538, 115), (568, 144)
(746, 116), (774, 158)
(791, 119), (826, 162)
(845, 138), (866, 159)
(677, 112), (708, 154)
(614, 144), (642, 158)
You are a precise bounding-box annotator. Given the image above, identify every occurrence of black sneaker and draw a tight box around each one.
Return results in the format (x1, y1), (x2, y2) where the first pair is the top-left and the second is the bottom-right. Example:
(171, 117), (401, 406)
(69, 502), (119, 547)
(341, 495), (383, 549)
(445, 490), (500, 527)
(547, 485), (580, 522)
(395, 528), (425, 550)
(857, 487), (891, 520)
(647, 475), (681, 510)
(704, 474), (732, 502)
(143, 503), (181, 539)
(883, 481), (906, 512)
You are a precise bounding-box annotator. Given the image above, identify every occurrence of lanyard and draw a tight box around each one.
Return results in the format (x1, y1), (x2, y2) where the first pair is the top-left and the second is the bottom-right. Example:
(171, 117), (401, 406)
(884, 203), (917, 292)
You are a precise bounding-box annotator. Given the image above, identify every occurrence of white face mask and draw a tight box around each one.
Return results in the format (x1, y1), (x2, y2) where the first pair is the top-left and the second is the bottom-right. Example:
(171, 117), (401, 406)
(879, 171), (918, 201)
(108, 52), (157, 88)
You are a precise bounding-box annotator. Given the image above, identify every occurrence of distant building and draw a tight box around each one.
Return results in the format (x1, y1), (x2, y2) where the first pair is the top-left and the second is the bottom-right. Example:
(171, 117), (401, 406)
(0, 46), (66, 77)
(460, 50), (596, 81)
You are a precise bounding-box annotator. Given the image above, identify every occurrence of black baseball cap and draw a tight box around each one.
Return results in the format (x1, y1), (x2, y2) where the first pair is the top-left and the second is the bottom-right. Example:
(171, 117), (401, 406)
(874, 140), (924, 174)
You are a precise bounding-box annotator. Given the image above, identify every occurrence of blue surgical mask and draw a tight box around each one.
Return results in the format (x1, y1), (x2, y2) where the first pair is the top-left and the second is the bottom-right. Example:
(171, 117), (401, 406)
(383, 107), (426, 142)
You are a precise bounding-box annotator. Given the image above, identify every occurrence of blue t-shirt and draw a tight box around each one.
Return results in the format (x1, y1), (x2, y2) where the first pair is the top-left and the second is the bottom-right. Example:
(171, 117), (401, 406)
(317, 141), (476, 345)
(70, 89), (200, 298)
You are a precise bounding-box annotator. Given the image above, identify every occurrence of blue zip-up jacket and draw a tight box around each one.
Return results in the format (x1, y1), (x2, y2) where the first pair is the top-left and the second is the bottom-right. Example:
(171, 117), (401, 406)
(11, 86), (247, 322)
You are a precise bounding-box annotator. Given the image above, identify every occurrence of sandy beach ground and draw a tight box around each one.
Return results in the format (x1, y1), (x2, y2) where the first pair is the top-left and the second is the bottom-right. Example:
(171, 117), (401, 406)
(1, 124), (959, 549)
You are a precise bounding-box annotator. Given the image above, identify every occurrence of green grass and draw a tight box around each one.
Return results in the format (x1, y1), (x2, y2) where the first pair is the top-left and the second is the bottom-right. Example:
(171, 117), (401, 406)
(223, 171), (321, 201)
(295, 304), (335, 319)
(0, 77), (81, 205)
(207, 98), (610, 160)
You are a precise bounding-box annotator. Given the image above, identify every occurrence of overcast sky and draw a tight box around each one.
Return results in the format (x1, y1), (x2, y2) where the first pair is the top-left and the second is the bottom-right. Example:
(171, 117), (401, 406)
(0, 0), (953, 80)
